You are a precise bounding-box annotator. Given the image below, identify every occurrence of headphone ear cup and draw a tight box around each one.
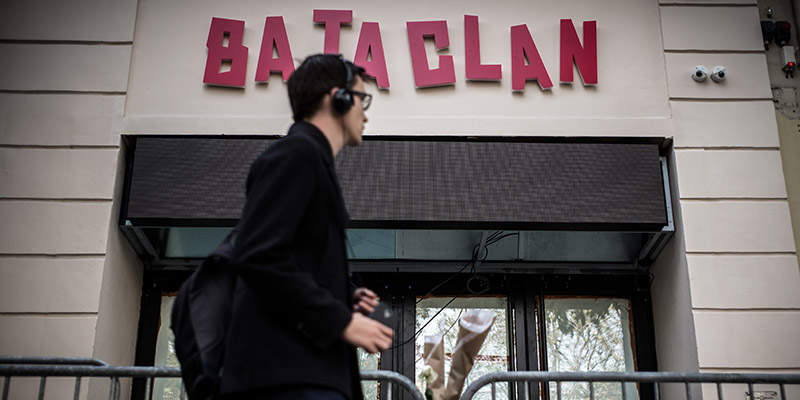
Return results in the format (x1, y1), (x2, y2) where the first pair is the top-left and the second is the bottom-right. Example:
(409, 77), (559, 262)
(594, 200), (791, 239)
(332, 88), (353, 114)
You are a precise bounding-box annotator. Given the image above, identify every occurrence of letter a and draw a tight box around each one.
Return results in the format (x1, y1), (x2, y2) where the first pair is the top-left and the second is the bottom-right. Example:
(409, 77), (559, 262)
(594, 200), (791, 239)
(255, 16), (295, 83)
(510, 24), (552, 91)
(354, 22), (390, 88)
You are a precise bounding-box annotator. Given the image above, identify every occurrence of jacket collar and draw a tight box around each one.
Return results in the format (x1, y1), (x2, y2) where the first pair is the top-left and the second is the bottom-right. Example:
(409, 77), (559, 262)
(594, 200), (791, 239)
(288, 121), (334, 166)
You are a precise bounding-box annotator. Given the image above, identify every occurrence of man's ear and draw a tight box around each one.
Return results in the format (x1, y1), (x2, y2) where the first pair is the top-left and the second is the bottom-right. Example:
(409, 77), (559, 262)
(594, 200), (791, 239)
(329, 87), (341, 98)
(318, 88), (336, 112)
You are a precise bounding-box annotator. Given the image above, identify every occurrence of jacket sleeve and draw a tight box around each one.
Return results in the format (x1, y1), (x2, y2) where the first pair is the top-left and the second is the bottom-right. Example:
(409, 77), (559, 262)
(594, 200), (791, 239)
(231, 138), (352, 349)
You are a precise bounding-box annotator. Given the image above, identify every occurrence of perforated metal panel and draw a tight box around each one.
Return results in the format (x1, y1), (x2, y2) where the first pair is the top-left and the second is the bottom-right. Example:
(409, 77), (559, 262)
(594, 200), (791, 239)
(125, 137), (271, 225)
(336, 140), (666, 229)
(124, 137), (666, 230)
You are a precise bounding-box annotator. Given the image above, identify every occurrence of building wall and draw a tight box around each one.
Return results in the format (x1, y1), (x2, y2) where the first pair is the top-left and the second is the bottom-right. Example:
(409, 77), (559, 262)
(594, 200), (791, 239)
(657, 0), (800, 386)
(0, 0), (141, 397)
(0, 0), (798, 398)
(760, 0), (800, 272)
(123, 0), (671, 137)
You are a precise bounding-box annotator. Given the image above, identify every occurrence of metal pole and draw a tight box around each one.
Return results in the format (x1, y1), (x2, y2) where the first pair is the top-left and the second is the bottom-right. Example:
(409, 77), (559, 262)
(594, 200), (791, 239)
(144, 376), (152, 400)
(38, 376), (46, 400)
(2, 376), (9, 400)
(73, 376), (82, 400)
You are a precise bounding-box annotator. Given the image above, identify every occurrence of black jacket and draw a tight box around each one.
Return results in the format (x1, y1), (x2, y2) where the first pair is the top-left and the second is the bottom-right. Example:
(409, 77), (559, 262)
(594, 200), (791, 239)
(220, 122), (361, 399)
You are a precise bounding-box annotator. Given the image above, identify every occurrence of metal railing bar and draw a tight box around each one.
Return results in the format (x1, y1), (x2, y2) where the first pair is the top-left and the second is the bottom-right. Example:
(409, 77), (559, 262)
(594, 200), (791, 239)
(73, 376), (82, 400)
(456, 371), (800, 385)
(458, 371), (800, 400)
(0, 365), (181, 378)
(108, 376), (115, 400)
(0, 363), (424, 400)
(620, 380), (626, 400)
(0, 357), (109, 367)
(747, 383), (754, 400)
(111, 376), (120, 400)
(556, 381), (562, 400)
(38, 376), (46, 400)
(589, 381), (595, 400)
(2, 376), (9, 400)
(359, 370), (424, 400)
(654, 381), (660, 400)
(716, 382), (723, 400)
(144, 376), (152, 400)
(780, 383), (786, 400)
(490, 381), (496, 400)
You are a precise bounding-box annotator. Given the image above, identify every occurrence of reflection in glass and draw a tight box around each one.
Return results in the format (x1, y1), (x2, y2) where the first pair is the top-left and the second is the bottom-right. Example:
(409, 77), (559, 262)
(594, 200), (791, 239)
(358, 348), (380, 400)
(545, 298), (638, 400)
(154, 295), (181, 400)
(415, 297), (509, 400)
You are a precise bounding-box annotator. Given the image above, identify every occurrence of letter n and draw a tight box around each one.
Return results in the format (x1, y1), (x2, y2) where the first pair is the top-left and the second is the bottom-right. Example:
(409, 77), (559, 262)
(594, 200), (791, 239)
(560, 19), (597, 85)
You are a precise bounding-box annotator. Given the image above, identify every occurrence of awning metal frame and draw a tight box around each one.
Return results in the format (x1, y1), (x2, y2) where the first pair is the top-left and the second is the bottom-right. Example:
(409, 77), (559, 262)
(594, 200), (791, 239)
(119, 142), (675, 272)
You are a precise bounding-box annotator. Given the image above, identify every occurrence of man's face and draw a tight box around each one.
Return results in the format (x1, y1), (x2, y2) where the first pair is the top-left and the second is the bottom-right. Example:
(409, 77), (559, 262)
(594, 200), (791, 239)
(342, 76), (369, 147)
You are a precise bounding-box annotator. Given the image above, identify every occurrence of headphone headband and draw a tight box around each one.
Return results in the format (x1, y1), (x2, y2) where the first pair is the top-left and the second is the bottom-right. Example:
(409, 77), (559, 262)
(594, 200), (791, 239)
(333, 55), (355, 114)
(339, 55), (353, 89)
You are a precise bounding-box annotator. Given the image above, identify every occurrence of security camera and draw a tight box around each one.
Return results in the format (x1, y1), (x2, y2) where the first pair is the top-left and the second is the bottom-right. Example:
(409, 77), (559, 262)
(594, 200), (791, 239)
(711, 66), (726, 82)
(692, 66), (708, 82)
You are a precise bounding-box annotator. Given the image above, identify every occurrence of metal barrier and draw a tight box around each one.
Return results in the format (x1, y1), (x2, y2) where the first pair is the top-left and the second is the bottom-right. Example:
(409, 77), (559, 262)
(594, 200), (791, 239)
(0, 357), (109, 367)
(460, 371), (800, 400)
(4, 362), (799, 400)
(0, 361), (424, 400)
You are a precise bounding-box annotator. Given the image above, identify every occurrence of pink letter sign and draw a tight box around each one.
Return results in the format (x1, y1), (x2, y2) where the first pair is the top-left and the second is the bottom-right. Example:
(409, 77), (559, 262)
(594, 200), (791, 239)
(407, 21), (456, 88)
(255, 16), (295, 83)
(465, 15), (501, 81)
(510, 24), (552, 91)
(313, 9), (352, 54)
(354, 22), (390, 88)
(204, 18), (249, 87)
(560, 19), (597, 85)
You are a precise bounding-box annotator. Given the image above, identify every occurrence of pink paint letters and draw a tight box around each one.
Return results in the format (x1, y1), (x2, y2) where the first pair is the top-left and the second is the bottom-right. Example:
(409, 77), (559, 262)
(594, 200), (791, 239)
(203, 11), (597, 91)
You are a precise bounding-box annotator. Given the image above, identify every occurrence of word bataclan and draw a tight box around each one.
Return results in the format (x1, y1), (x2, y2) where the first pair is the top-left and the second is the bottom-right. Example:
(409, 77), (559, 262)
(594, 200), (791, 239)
(203, 10), (597, 91)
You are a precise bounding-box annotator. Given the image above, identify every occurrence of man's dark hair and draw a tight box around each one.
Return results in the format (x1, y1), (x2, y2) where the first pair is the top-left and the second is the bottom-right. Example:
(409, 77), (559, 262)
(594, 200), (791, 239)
(288, 54), (366, 122)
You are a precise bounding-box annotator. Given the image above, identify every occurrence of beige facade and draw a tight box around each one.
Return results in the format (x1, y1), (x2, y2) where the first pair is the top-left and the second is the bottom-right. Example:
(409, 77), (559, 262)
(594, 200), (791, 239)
(1, 0), (799, 398)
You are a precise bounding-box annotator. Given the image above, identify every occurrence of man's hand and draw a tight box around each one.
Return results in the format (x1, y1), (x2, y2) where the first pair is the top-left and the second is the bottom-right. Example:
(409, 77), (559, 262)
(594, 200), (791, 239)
(342, 313), (394, 354)
(352, 287), (379, 315)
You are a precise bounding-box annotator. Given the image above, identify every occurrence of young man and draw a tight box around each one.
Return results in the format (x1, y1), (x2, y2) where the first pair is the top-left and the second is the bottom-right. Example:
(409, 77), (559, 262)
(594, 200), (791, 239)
(220, 54), (393, 400)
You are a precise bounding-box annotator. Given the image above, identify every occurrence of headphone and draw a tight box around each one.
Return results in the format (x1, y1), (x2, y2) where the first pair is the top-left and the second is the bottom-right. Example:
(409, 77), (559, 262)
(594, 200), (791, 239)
(332, 56), (354, 115)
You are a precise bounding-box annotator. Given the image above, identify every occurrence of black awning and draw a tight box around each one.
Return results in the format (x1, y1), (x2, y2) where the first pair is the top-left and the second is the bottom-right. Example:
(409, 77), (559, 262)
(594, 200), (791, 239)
(123, 136), (667, 231)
